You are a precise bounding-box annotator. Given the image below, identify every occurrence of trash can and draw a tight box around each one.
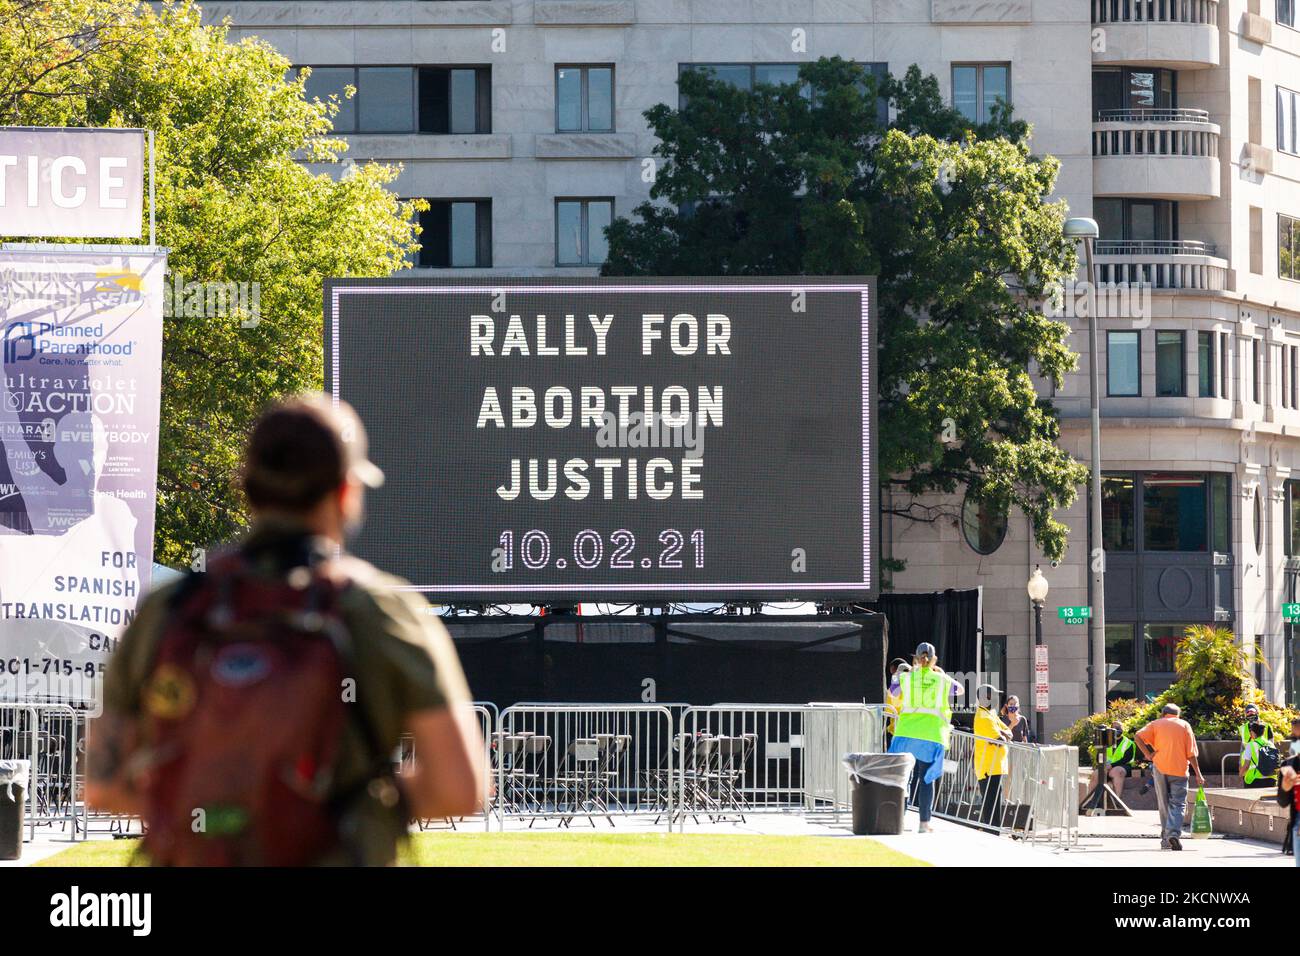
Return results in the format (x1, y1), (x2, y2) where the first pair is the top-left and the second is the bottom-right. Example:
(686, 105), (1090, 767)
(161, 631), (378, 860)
(843, 752), (915, 835)
(0, 760), (29, 861)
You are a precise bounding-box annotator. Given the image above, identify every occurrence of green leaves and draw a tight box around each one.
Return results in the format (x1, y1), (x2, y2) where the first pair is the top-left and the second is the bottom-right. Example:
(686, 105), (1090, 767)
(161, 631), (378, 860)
(603, 57), (1087, 562)
(1, 1), (421, 564)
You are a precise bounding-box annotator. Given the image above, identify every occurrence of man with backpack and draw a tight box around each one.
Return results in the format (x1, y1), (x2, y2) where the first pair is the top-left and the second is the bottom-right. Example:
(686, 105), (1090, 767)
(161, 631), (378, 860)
(87, 393), (487, 865)
(1239, 703), (1275, 747)
(1240, 721), (1280, 789)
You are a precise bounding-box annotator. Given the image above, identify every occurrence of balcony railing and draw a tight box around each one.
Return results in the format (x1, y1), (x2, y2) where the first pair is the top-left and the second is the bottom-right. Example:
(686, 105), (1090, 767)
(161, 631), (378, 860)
(1095, 239), (1216, 255)
(1094, 108), (1211, 123)
(1093, 239), (1227, 290)
(1092, 116), (1218, 158)
(1092, 0), (1218, 24)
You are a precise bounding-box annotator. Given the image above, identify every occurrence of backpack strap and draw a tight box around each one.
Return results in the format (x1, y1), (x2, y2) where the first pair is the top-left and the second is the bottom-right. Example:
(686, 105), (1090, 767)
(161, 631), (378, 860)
(294, 562), (411, 853)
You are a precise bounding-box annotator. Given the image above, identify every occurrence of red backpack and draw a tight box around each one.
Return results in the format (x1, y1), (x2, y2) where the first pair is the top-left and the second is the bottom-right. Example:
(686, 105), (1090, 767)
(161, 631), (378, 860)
(136, 550), (382, 866)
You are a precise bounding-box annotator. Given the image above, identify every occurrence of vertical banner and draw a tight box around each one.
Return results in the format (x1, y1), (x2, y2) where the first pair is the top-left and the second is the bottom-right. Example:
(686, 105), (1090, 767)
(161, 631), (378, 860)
(0, 249), (165, 705)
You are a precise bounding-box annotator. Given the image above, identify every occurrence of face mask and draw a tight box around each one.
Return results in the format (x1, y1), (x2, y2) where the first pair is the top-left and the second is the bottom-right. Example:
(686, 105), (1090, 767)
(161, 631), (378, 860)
(1291, 740), (1300, 758)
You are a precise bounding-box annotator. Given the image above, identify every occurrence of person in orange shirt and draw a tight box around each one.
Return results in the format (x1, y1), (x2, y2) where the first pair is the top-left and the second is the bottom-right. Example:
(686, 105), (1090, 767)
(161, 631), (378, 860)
(1134, 703), (1205, 851)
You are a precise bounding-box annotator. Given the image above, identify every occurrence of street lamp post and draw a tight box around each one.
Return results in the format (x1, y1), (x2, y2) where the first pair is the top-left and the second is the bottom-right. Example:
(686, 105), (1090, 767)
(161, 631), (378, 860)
(1027, 566), (1049, 743)
(1064, 216), (1107, 716)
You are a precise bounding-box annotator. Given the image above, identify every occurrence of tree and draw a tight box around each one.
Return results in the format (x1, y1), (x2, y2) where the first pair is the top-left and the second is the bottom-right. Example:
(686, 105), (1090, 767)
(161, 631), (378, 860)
(603, 58), (1089, 563)
(0, 1), (422, 565)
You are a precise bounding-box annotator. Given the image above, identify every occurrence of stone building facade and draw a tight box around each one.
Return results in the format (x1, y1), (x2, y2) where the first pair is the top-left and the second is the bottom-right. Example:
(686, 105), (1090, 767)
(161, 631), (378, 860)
(200, 0), (1300, 733)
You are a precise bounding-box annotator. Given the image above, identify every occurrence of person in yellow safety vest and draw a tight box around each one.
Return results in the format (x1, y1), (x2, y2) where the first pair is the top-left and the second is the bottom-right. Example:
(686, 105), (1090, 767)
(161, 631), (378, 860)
(1239, 704), (1275, 747)
(1088, 722), (1136, 800)
(972, 683), (1012, 827)
(1241, 721), (1280, 789)
(887, 641), (962, 833)
(884, 659), (909, 742)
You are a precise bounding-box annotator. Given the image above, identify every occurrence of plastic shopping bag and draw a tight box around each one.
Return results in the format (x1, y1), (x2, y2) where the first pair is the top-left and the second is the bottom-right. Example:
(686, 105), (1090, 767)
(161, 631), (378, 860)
(1191, 786), (1213, 839)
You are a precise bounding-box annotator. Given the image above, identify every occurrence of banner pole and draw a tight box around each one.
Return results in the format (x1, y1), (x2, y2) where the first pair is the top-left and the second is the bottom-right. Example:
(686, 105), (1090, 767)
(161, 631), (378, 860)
(148, 129), (156, 248)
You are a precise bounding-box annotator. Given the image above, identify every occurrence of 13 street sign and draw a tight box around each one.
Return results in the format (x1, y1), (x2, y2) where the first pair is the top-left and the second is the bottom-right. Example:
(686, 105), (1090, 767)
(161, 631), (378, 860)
(1058, 606), (1092, 625)
(1283, 603), (1300, 622)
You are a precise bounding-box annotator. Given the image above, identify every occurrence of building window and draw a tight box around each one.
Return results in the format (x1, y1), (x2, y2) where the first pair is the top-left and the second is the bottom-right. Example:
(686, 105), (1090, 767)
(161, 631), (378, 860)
(1282, 214), (1299, 282)
(1107, 471), (1229, 554)
(952, 64), (1009, 124)
(1285, 346), (1300, 409)
(556, 66), (614, 133)
(1279, 87), (1299, 155)
(960, 491), (1007, 555)
(1155, 331), (1185, 396)
(1294, 346), (1299, 409)
(298, 65), (491, 134)
(1143, 473), (1209, 551)
(1221, 332), (1230, 400)
(1288, 479), (1300, 555)
(1144, 624), (1191, 675)
(681, 63), (802, 96)
(1107, 331), (1141, 396)
(1253, 338), (1262, 403)
(419, 67), (492, 134)
(1282, 345), (1292, 409)
(680, 62), (889, 123)
(359, 67), (415, 132)
(1197, 331), (1216, 397)
(1092, 67), (1176, 117)
(1251, 206), (1265, 275)
(1109, 621), (1199, 702)
(556, 199), (613, 266)
(1094, 198), (1178, 242)
(1254, 485), (1264, 555)
(1280, 0), (1296, 29)
(301, 66), (358, 132)
(1102, 474), (1136, 551)
(1211, 473), (1230, 553)
(416, 200), (492, 268)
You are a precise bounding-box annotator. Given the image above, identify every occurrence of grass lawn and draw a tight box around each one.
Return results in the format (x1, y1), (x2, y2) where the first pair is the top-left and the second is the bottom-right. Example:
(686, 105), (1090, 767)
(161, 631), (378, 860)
(37, 832), (926, 868)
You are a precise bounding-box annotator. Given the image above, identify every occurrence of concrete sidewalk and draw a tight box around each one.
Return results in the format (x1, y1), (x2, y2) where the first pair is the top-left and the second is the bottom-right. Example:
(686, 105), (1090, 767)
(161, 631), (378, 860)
(0, 832), (86, 867)
(865, 809), (1293, 867)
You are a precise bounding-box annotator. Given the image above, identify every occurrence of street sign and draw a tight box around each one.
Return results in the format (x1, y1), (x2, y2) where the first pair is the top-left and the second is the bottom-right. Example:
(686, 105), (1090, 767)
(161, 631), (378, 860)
(1284, 603), (1300, 622)
(1034, 645), (1049, 712)
(1058, 605), (1092, 625)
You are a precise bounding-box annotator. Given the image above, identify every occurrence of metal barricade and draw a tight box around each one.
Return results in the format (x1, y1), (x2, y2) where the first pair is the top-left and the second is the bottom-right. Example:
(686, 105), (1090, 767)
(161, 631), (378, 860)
(675, 705), (810, 827)
(0, 702), (97, 840)
(802, 703), (886, 818)
(398, 701), (496, 831)
(931, 729), (1078, 845)
(1024, 745), (1079, 846)
(0, 703), (38, 841)
(75, 712), (143, 840)
(496, 704), (674, 830)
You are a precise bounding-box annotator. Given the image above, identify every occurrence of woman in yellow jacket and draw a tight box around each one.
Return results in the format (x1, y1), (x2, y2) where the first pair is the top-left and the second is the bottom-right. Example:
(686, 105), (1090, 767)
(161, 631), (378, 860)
(884, 658), (909, 744)
(973, 683), (1013, 827)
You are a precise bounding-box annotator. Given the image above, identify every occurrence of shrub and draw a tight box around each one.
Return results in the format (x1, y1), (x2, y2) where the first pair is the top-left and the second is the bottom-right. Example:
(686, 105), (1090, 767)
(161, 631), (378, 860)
(1056, 625), (1300, 757)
